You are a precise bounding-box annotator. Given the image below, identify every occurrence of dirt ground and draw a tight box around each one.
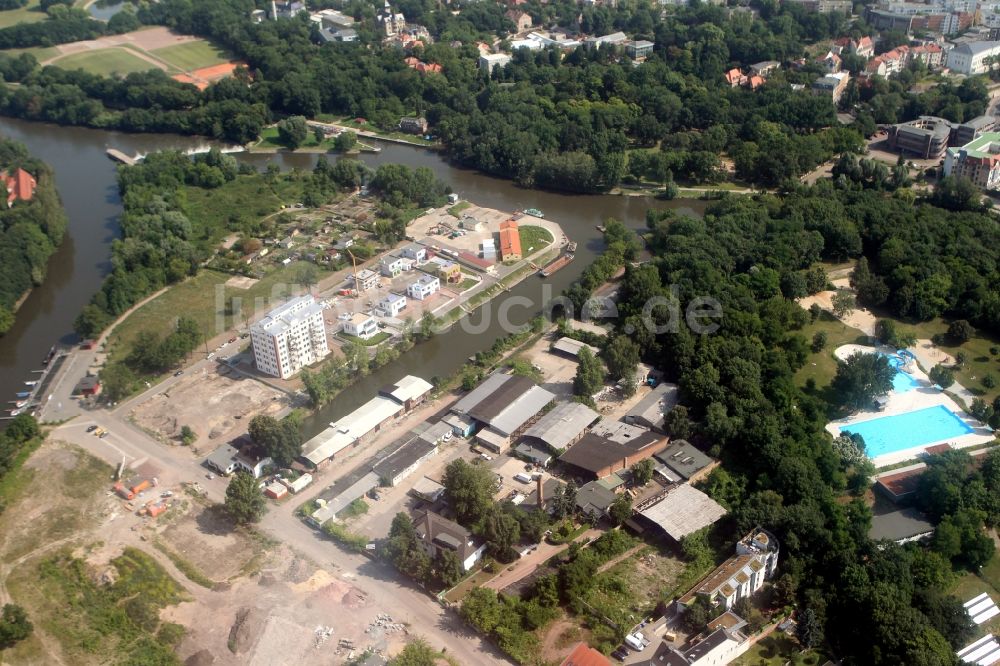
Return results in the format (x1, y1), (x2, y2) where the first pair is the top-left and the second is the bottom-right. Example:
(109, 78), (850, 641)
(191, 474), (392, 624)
(53, 27), (199, 57)
(0, 439), (412, 666)
(540, 616), (592, 664)
(130, 367), (289, 446)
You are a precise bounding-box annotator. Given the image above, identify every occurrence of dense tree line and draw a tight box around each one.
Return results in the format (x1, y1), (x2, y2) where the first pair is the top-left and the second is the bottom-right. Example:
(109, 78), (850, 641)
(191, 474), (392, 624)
(0, 6), (124, 50)
(0, 137), (66, 335)
(0, 0), (984, 191)
(617, 186), (990, 664)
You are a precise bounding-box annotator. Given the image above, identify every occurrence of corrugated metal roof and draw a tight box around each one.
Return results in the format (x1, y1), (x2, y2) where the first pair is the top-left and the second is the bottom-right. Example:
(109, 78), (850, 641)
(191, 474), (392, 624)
(639, 484), (726, 540)
(523, 401), (600, 450)
(383, 375), (433, 404)
(486, 385), (555, 436)
(551, 337), (600, 357)
(451, 372), (512, 415)
(312, 471), (380, 523)
(626, 383), (678, 428)
(302, 396), (403, 465)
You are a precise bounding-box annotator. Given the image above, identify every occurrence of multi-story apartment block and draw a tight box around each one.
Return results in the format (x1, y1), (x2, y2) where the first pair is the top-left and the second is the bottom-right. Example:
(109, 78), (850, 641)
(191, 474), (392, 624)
(250, 295), (329, 379)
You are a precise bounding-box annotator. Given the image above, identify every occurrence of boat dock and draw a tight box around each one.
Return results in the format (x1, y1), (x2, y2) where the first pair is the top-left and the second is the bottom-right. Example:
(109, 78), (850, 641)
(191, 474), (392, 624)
(106, 148), (136, 165)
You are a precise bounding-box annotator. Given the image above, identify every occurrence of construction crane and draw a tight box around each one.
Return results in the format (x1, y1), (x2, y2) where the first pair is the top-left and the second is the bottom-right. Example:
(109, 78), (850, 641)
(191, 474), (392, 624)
(346, 248), (359, 298)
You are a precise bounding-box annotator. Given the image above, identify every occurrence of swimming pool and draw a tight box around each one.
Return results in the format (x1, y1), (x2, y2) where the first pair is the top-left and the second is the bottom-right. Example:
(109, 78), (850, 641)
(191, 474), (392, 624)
(840, 405), (974, 458)
(885, 354), (921, 393)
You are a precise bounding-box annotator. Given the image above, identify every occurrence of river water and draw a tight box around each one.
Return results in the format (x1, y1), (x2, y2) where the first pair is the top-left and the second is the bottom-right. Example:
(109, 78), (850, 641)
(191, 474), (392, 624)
(0, 118), (706, 436)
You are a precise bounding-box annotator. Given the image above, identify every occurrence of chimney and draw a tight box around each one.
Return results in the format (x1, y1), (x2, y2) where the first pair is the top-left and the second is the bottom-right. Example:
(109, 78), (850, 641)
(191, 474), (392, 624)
(537, 476), (544, 507)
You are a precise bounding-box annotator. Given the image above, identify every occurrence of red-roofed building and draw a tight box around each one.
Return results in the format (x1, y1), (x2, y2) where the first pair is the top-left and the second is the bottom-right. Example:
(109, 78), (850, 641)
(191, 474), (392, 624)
(404, 56), (442, 74)
(747, 75), (764, 90)
(724, 67), (746, 87)
(911, 43), (943, 68)
(499, 219), (522, 261)
(560, 642), (611, 666)
(2, 168), (36, 207)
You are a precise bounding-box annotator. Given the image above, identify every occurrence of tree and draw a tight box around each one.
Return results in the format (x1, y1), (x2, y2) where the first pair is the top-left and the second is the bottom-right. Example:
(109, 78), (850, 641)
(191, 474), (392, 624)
(832, 290), (856, 319)
(334, 131), (358, 152)
(386, 512), (431, 581)
(832, 352), (895, 410)
(179, 425), (196, 445)
(811, 331), (828, 353)
(389, 638), (446, 666)
(797, 607), (824, 649)
(929, 364), (955, 389)
(604, 335), (640, 382)
(0, 604), (32, 648)
(631, 459), (654, 486)
(461, 587), (504, 634)
(277, 116), (308, 150)
(931, 175), (982, 212)
(442, 459), (495, 526)
(483, 505), (521, 561)
(573, 347), (605, 398)
(224, 472), (265, 524)
(608, 493), (632, 526)
(947, 319), (974, 344)
(248, 414), (301, 466)
(664, 405), (692, 439)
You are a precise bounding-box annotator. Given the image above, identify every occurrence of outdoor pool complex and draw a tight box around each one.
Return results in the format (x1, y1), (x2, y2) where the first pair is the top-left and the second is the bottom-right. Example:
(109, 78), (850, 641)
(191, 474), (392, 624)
(840, 405), (974, 458)
(885, 353), (920, 393)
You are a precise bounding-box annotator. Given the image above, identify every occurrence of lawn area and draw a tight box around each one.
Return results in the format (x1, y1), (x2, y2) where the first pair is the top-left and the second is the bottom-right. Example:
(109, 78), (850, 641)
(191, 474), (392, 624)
(106, 261), (327, 367)
(49, 48), (157, 77)
(150, 39), (230, 71)
(447, 201), (471, 217)
(794, 310), (870, 391)
(443, 566), (497, 604)
(0, 45), (57, 61)
(0, 0), (47, 29)
(733, 634), (826, 666)
(950, 547), (1000, 639)
(519, 225), (553, 254)
(339, 331), (391, 346)
(254, 126), (338, 152)
(884, 317), (1000, 405)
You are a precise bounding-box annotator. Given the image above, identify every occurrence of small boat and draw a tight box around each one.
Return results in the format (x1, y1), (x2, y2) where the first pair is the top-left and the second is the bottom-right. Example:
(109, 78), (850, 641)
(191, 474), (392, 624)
(596, 225), (606, 233)
(42, 345), (56, 366)
(24, 381), (37, 387)
(12, 400), (26, 408)
(15, 391), (30, 399)
(9, 406), (24, 416)
(524, 208), (544, 218)
(566, 241), (578, 252)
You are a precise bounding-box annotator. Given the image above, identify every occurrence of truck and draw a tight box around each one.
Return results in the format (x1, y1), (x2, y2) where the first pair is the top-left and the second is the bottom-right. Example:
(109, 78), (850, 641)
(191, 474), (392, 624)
(513, 472), (532, 484)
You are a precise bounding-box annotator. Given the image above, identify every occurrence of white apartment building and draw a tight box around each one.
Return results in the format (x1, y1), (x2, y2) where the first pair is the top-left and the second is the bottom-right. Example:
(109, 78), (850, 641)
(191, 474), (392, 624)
(380, 254), (412, 277)
(352, 268), (379, 292)
(407, 274), (441, 300)
(250, 295), (330, 379)
(343, 313), (379, 340)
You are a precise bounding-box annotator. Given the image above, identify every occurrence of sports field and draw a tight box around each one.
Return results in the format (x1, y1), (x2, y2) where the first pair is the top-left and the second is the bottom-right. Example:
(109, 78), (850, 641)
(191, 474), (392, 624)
(150, 40), (230, 71)
(50, 47), (154, 76)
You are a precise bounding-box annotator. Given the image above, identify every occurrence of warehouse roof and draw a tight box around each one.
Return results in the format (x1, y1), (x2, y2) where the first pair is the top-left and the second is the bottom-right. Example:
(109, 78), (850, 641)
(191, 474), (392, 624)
(302, 396), (403, 465)
(558, 431), (665, 476)
(551, 337), (601, 358)
(372, 437), (436, 482)
(312, 471), (380, 523)
(625, 383), (678, 430)
(654, 440), (712, 480)
(869, 508), (935, 542)
(639, 484), (726, 540)
(524, 401), (600, 451)
(452, 372), (516, 416)
(513, 441), (553, 466)
(380, 374), (433, 405)
(590, 418), (651, 444)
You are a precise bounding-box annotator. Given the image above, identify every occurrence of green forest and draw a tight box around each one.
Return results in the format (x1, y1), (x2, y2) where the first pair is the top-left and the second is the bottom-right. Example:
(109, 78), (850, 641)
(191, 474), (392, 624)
(0, 0), (988, 191)
(0, 136), (66, 335)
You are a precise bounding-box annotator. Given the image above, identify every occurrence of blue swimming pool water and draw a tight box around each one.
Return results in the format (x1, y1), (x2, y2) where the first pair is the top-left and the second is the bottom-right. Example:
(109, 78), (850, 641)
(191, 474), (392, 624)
(885, 354), (921, 393)
(840, 405), (974, 458)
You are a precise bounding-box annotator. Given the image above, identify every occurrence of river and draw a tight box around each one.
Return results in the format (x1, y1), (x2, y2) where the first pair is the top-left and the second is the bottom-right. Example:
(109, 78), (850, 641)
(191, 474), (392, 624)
(0, 119), (706, 436)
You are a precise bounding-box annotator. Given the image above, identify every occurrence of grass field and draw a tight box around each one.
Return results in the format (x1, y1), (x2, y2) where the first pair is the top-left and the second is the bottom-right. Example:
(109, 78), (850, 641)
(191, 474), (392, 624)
(0, 0), (47, 29)
(518, 225), (553, 254)
(950, 549), (1000, 640)
(733, 635), (827, 666)
(50, 48), (155, 77)
(794, 311), (870, 392)
(150, 40), (230, 71)
(106, 261), (328, 367)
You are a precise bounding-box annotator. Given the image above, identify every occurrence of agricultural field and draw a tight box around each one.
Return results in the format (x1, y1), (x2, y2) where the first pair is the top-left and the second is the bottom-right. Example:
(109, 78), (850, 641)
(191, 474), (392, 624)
(150, 39), (230, 71)
(49, 47), (154, 77)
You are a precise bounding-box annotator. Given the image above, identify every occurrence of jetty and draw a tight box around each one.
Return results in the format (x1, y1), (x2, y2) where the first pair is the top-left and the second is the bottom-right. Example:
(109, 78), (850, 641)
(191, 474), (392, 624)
(106, 148), (136, 165)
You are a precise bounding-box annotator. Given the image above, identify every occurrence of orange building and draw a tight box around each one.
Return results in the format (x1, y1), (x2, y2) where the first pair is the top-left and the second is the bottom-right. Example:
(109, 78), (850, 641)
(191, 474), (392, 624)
(2, 168), (36, 207)
(499, 219), (522, 261)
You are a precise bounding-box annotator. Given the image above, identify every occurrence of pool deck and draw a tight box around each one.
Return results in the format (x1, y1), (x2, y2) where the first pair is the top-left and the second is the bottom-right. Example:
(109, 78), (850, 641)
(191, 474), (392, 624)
(827, 344), (995, 467)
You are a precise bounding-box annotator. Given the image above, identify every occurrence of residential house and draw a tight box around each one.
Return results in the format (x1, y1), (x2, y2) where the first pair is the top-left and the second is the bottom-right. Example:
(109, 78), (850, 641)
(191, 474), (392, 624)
(380, 254), (410, 277)
(724, 67), (747, 87)
(1, 168), (36, 207)
(399, 117), (429, 135)
(343, 313), (379, 340)
(407, 274), (440, 300)
(377, 5), (406, 36)
(506, 9), (532, 32)
(480, 53), (512, 74)
(352, 268), (380, 292)
(575, 480), (619, 519)
(205, 444), (239, 476)
(412, 510), (486, 571)
(750, 60), (780, 77)
(812, 71), (850, 103)
(818, 50), (842, 72)
(400, 243), (427, 263)
(377, 293), (408, 318)
(625, 40), (655, 60)
(834, 35), (875, 58)
(560, 642), (612, 666)
(911, 43), (943, 67)
(403, 57), (442, 74)
(233, 441), (273, 478)
(436, 259), (462, 283)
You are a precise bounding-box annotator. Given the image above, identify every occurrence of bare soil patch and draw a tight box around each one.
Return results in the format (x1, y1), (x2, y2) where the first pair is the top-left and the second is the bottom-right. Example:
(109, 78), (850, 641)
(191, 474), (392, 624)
(159, 505), (259, 582)
(130, 369), (288, 445)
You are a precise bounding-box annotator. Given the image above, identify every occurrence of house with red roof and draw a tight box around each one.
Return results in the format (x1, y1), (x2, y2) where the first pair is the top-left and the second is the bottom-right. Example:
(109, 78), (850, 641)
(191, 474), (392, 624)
(499, 219), (522, 261)
(2, 168), (36, 207)
(724, 67), (746, 87)
(560, 642), (611, 666)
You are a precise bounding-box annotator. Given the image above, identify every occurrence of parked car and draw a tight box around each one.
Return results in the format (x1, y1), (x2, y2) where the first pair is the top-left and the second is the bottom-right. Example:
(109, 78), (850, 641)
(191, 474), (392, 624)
(86, 425), (98, 433)
(174, 370), (184, 377)
(99, 431), (109, 439)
